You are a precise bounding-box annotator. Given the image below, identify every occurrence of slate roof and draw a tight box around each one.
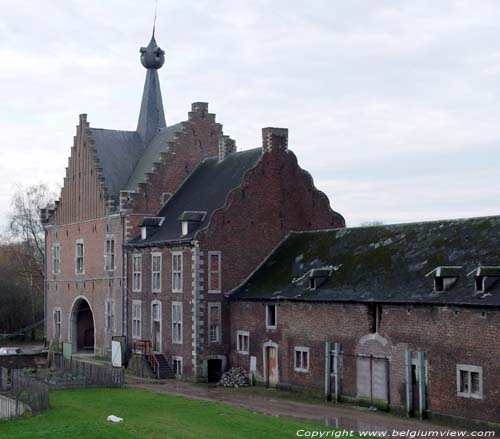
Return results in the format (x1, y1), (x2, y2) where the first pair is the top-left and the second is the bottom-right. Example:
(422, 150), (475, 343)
(89, 128), (143, 202)
(129, 148), (262, 245)
(232, 216), (500, 307)
(124, 123), (183, 192)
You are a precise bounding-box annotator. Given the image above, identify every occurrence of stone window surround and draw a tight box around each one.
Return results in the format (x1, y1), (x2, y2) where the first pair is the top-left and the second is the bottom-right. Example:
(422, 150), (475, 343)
(457, 364), (483, 399)
(132, 300), (142, 339)
(294, 346), (310, 373)
(172, 251), (183, 293)
(172, 301), (183, 344)
(236, 330), (249, 355)
(207, 251), (222, 294)
(132, 254), (142, 292)
(208, 302), (221, 343)
(151, 252), (162, 293)
(75, 239), (85, 275)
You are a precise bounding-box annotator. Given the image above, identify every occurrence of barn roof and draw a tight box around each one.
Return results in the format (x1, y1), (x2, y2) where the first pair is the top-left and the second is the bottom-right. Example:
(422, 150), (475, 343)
(232, 216), (500, 307)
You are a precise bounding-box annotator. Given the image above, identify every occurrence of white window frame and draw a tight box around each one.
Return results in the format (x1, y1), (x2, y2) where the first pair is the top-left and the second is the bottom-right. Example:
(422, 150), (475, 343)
(172, 251), (183, 293)
(172, 356), (183, 376)
(132, 254), (142, 292)
(104, 235), (116, 271)
(75, 239), (85, 275)
(294, 346), (310, 373)
(52, 243), (60, 274)
(151, 252), (162, 293)
(53, 307), (62, 341)
(207, 251), (222, 293)
(105, 299), (115, 334)
(208, 302), (221, 343)
(132, 300), (142, 339)
(457, 364), (483, 399)
(266, 304), (277, 329)
(172, 301), (183, 344)
(236, 330), (249, 355)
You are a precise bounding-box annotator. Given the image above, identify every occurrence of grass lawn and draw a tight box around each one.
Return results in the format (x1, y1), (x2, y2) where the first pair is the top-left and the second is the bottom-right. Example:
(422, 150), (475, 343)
(0, 387), (358, 439)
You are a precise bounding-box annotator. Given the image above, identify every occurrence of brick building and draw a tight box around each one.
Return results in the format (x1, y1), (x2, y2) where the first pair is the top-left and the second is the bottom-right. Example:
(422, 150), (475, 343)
(42, 31), (499, 428)
(42, 32), (344, 369)
(230, 217), (500, 425)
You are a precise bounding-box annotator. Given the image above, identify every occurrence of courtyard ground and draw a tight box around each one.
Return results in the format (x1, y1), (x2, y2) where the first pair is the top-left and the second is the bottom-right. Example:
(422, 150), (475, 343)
(129, 378), (460, 434)
(0, 387), (364, 439)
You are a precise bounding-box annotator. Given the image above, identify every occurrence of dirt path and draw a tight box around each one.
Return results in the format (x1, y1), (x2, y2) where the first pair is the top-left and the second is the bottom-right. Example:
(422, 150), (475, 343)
(128, 379), (456, 435)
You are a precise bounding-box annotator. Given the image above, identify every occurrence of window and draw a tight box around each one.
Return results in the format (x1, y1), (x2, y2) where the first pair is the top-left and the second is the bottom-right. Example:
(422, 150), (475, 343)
(294, 347), (309, 372)
(457, 364), (483, 399)
(132, 300), (142, 339)
(208, 303), (221, 343)
(152, 253), (162, 292)
(475, 276), (484, 292)
(75, 240), (84, 274)
(172, 302), (183, 344)
(172, 252), (183, 292)
(237, 330), (249, 354)
(52, 244), (60, 274)
(104, 236), (116, 270)
(53, 308), (61, 341)
(105, 300), (115, 333)
(132, 254), (142, 292)
(266, 304), (277, 329)
(208, 251), (221, 293)
(173, 356), (183, 376)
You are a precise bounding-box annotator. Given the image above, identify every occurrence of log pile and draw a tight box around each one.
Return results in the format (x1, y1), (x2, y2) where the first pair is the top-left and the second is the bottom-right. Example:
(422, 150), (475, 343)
(217, 367), (249, 387)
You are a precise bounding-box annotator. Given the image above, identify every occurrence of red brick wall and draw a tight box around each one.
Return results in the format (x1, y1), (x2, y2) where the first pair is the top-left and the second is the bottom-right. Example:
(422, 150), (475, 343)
(46, 215), (124, 356)
(197, 143), (345, 294)
(229, 300), (500, 424)
(55, 115), (109, 225)
(127, 244), (194, 376)
(125, 103), (227, 236)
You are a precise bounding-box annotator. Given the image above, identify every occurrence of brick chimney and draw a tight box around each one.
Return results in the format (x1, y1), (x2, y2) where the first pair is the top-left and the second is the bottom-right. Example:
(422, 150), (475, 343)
(262, 127), (288, 154)
(218, 135), (236, 161)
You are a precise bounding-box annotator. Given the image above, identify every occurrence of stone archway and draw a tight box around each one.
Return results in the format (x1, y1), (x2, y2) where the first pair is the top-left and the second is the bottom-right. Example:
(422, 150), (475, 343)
(70, 296), (95, 354)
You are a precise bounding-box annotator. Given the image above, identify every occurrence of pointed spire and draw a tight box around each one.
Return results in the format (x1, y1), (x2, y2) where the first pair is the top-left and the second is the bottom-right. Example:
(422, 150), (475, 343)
(137, 31), (166, 143)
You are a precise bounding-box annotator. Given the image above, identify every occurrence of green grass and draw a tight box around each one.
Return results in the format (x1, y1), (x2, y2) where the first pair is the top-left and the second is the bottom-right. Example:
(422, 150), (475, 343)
(0, 387), (352, 439)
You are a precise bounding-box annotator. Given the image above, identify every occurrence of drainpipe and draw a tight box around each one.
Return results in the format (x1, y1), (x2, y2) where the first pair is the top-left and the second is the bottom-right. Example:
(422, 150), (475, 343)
(43, 227), (48, 343)
(121, 212), (127, 339)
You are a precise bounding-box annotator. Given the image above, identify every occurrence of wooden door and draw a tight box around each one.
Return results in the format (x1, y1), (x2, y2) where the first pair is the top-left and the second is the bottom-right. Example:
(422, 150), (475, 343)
(267, 347), (278, 386)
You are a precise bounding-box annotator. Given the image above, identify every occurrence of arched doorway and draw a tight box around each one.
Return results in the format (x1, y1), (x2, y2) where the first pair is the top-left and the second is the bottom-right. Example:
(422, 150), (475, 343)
(70, 297), (95, 354)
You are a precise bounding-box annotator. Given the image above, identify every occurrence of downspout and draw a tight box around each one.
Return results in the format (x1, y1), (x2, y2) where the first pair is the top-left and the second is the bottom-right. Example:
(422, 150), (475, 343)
(43, 227), (48, 343)
(121, 212), (127, 338)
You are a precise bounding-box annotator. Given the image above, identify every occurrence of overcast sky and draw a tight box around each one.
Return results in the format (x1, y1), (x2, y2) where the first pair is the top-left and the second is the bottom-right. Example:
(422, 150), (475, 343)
(1, 0), (500, 228)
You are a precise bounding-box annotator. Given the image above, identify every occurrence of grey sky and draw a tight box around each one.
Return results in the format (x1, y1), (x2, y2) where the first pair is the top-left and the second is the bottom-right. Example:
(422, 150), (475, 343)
(1, 0), (500, 227)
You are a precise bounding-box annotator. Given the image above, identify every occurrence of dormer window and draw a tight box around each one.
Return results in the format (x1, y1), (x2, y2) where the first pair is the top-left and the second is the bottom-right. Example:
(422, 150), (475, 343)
(178, 211), (206, 236)
(467, 266), (500, 293)
(139, 217), (164, 240)
(425, 266), (463, 292)
(309, 278), (316, 290)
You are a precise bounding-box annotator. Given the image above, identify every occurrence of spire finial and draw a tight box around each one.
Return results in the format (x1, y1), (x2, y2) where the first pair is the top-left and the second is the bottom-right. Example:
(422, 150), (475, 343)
(139, 0), (164, 69)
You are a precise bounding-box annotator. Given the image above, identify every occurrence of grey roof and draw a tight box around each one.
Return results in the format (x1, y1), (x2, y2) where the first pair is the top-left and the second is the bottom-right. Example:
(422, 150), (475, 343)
(178, 211), (206, 222)
(124, 124), (183, 192)
(89, 128), (143, 202)
(139, 217), (164, 227)
(232, 216), (500, 307)
(129, 148), (262, 245)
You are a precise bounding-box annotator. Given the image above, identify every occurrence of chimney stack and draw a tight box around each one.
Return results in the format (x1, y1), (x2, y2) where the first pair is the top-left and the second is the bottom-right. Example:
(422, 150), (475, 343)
(218, 135), (236, 161)
(262, 127), (288, 154)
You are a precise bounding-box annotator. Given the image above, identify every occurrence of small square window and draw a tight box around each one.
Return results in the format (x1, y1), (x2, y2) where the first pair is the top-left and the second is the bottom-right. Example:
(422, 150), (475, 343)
(294, 346), (309, 372)
(457, 364), (483, 399)
(236, 330), (249, 354)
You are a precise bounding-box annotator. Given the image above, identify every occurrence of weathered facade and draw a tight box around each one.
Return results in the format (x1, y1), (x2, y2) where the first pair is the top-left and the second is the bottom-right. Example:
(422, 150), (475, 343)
(230, 219), (500, 426)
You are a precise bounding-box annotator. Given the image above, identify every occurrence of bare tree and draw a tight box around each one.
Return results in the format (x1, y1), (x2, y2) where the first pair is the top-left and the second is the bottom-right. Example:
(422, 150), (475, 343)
(360, 220), (385, 227)
(7, 183), (56, 277)
(0, 184), (56, 336)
